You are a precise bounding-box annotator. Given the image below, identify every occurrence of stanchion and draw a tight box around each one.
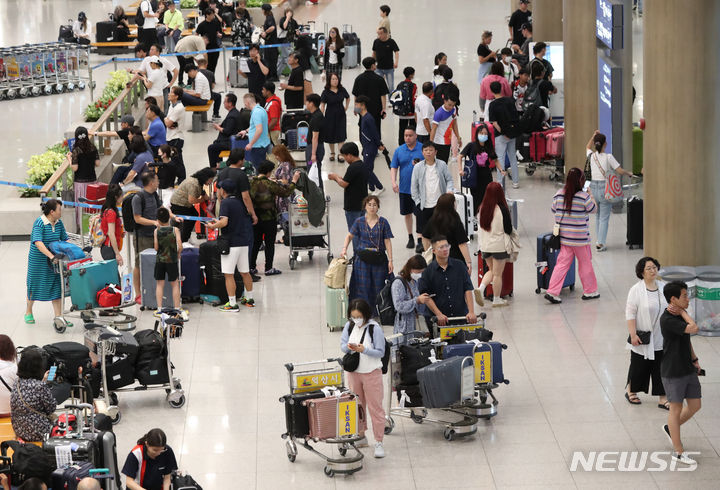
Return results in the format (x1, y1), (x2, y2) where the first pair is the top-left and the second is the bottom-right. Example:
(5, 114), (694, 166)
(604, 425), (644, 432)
(222, 47), (229, 94)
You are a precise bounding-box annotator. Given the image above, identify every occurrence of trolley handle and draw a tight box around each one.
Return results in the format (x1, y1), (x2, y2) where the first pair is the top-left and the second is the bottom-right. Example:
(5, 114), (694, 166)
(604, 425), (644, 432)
(430, 314), (486, 325)
(284, 358), (342, 372)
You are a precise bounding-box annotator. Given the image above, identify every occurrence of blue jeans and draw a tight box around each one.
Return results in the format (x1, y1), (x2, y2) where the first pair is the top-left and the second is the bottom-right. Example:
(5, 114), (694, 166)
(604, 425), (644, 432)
(345, 210), (363, 252)
(495, 135), (518, 185)
(166, 29), (181, 53)
(247, 145), (271, 171)
(375, 68), (394, 91)
(362, 148), (383, 191)
(590, 181), (612, 246)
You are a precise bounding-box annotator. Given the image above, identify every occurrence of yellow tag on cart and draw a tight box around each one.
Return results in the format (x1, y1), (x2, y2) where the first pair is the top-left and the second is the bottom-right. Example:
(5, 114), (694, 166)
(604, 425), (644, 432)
(474, 350), (492, 384)
(294, 370), (343, 393)
(337, 399), (358, 437)
(439, 325), (484, 340)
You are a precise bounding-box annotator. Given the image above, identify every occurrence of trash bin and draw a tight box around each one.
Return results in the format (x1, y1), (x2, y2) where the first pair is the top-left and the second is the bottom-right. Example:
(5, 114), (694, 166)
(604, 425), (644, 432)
(695, 266), (720, 336)
(658, 266), (697, 320)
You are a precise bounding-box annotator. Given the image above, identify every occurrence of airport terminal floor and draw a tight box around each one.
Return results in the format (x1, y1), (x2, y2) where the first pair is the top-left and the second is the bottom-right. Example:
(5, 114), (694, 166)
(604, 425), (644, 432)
(1, 0), (720, 488)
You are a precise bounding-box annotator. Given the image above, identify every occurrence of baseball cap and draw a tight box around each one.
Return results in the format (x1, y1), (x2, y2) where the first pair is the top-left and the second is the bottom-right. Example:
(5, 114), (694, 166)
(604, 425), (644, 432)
(217, 179), (236, 193)
(120, 115), (135, 126)
(520, 0), (530, 4)
(147, 55), (161, 64)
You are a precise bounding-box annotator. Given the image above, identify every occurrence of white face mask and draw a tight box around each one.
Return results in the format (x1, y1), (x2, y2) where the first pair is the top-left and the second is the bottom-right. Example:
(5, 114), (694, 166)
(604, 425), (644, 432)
(410, 272), (422, 281)
(351, 317), (364, 327)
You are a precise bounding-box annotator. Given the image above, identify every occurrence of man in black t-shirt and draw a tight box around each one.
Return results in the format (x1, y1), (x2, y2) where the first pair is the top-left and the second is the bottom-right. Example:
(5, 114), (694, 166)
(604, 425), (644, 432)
(260, 3), (279, 81)
(659, 281), (702, 466)
(305, 93), (325, 190)
(328, 142), (368, 233)
(89, 114), (134, 154)
(527, 41), (554, 81)
(508, 0), (532, 47)
(279, 51), (304, 109)
(240, 44), (269, 104)
(196, 9), (223, 73)
(371, 27), (399, 91)
(352, 57), (389, 135)
(488, 81), (519, 188)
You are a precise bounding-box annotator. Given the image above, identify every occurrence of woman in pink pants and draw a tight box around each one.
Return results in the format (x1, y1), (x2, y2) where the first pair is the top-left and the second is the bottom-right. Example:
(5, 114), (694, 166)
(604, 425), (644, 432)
(340, 298), (387, 458)
(545, 167), (600, 304)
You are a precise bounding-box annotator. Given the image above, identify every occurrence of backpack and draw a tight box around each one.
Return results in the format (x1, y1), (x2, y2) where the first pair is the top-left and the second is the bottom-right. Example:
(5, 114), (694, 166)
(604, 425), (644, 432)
(135, 2), (145, 27)
(391, 80), (414, 116)
(376, 275), (401, 326)
(172, 472), (203, 490)
(89, 212), (105, 247)
(521, 79), (542, 111)
(346, 322), (391, 375)
(324, 257), (348, 289)
(519, 103), (546, 133)
(0, 440), (55, 485)
(42, 342), (93, 385)
(121, 191), (140, 233)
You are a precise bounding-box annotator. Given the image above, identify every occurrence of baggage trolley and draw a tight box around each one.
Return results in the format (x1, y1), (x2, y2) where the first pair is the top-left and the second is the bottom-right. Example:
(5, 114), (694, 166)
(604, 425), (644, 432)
(287, 195), (333, 270)
(518, 131), (565, 182)
(2, 49), (23, 99)
(0, 49), (7, 100)
(280, 358), (364, 477)
(84, 310), (186, 423)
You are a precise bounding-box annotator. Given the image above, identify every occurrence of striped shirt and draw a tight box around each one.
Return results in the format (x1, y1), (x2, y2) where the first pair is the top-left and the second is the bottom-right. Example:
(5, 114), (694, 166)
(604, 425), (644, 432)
(551, 189), (596, 246)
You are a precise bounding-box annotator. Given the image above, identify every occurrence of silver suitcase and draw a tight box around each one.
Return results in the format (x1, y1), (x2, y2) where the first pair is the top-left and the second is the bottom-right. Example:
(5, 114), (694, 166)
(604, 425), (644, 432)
(417, 356), (475, 409)
(455, 192), (477, 238)
(229, 56), (249, 88)
(507, 199), (519, 230)
(139, 248), (177, 310)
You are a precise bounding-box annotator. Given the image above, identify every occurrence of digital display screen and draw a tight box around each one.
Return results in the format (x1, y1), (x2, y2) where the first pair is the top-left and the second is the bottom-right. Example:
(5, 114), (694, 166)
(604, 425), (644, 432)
(596, 0), (623, 50)
(598, 57), (614, 154)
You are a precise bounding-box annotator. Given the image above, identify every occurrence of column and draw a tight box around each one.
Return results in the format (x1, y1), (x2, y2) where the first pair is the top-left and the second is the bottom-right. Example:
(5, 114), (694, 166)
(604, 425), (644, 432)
(643, 1), (720, 266)
(562, 0), (597, 170)
(533, 0), (563, 42)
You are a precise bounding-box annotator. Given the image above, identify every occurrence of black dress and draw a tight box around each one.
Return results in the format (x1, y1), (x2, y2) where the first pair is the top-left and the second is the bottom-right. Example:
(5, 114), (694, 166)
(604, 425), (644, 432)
(321, 87), (349, 144)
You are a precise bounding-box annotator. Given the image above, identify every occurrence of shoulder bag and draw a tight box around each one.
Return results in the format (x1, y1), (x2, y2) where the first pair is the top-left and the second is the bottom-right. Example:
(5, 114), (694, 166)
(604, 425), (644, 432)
(357, 220), (388, 265)
(341, 327), (367, 372)
(594, 153), (623, 203)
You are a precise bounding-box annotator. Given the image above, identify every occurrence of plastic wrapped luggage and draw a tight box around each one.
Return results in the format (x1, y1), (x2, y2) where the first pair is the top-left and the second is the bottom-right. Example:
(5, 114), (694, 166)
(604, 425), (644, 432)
(479, 260), (513, 299)
(454, 192), (476, 238)
(282, 390), (327, 438)
(626, 196), (643, 249)
(545, 128), (565, 158)
(417, 356), (475, 409)
(43, 342), (92, 385)
(68, 260), (121, 310)
(229, 55), (249, 88)
(536, 233), (575, 294)
(304, 392), (366, 440)
(180, 247), (201, 300)
(139, 249), (175, 310)
(325, 286), (348, 332)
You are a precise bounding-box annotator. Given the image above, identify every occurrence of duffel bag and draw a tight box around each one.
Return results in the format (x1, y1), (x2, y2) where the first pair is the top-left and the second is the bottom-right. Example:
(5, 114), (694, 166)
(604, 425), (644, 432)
(398, 342), (435, 385)
(43, 342), (92, 385)
(134, 330), (165, 366)
(0, 440), (55, 485)
(96, 284), (122, 308)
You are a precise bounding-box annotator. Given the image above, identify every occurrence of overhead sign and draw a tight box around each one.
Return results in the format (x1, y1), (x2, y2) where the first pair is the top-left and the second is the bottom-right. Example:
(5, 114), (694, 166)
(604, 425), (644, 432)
(596, 0), (623, 50)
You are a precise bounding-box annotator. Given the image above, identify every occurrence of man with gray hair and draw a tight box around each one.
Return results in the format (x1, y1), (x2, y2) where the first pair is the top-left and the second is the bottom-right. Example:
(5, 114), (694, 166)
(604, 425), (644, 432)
(77, 478), (101, 490)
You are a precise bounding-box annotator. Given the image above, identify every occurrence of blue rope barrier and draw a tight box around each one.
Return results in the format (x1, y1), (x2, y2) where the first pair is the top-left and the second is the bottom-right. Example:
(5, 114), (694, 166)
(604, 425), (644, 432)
(41, 198), (214, 222)
(0, 180), (46, 190)
(108, 43), (292, 65)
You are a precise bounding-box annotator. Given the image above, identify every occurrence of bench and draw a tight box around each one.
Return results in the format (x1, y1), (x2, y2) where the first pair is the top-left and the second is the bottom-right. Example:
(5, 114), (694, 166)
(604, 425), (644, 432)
(219, 150), (230, 159)
(186, 101), (213, 132)
(91, 41), (138, 55)
(128, 0), (141, 8)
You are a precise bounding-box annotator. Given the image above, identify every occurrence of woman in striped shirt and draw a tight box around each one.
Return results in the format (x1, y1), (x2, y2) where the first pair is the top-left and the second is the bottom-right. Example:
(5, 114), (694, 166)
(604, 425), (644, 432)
(545, 168), (600, 304)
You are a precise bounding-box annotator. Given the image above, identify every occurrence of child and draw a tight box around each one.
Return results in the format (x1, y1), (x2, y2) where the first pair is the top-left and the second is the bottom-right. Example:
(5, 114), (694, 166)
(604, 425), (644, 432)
(153, 207), (185, 319)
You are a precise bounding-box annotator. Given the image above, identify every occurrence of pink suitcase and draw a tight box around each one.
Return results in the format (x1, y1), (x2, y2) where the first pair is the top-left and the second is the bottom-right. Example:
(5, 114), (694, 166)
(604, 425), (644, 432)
(545, 129), (565, 158)
(304, 392), (367, 440)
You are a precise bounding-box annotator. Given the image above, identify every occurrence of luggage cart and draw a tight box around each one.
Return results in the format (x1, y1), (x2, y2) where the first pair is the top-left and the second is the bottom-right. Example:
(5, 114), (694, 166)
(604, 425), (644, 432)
(287, 195), (333, 270)
(280, 358), (364, 477)
(0, 49), (7, 100)
(84, 310), (186, 424)
(518, 132), (565, 182)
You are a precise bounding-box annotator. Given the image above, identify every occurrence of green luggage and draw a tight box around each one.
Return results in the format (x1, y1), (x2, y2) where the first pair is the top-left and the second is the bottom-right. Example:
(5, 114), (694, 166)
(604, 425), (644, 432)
(325, 286), (348, 332)
(632, 127), (643, 175)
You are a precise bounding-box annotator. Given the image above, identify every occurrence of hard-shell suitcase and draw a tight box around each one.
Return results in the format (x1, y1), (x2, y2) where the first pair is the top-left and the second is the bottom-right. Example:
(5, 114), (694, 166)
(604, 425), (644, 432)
(632, 126), (643, 175)
(229, 56), (249, 88)
(43, 435), (101, 468)
(545, 128), (565, 158)
(474, 341), (508, 385)
(417, 356), (475, 409)
(341, 25), (360, 68)
(536, 233), (575, 294)
(304, 392), (366, 440)
(455, 191), (476, 238)
(180, 247), (201, 300)
(282, 390), (327, 438)
(99, 429), (121, 489)
(68, 260), (121, 310)
(507, 198), (519, 229)
(51, 461), (94, 490)
(626, 196), (643, 249)
(95, 21), (116, 43)
(529, 131), (546, 161)
(140, 249), (175, 310)
(479, 260), (513, 299)
(325, 286), (348, 332)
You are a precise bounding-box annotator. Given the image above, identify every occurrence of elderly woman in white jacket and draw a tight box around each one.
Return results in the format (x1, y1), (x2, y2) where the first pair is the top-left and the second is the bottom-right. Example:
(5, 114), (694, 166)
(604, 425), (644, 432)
(625, 256), (668, 409)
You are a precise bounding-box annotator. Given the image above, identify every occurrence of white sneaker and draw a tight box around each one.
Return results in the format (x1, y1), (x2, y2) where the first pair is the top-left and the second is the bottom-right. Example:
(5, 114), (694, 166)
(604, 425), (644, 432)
(374, 441), (385, 458)
(492, 298), (508, 307)
(672, 451), (697, 466)
(474, 288), (485, 307)
(512, 182), (520, 189)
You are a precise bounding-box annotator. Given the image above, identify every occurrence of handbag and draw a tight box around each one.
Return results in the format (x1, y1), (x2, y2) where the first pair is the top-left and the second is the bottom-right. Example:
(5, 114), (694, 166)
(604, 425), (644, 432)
(341, 328), (368, 373)
(547, 209), (564, 250)
(583, 153), (593, 182)
(594, 153), (623, 203)
(357, 249), (387, 265)
(504, 229), (521, 262)
(627, 330), (651, 345)
(216, 235), (230, 255)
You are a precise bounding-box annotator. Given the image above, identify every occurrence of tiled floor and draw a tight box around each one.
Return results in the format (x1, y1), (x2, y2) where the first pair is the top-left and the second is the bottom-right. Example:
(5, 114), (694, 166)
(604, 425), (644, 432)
(1, 0), (717, 488)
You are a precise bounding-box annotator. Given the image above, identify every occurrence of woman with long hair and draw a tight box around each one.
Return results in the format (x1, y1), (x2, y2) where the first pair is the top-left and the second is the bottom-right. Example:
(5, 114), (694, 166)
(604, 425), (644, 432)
(480, 61), (512, 119)
(421, 193), (471, 267)
(545, 167), (600, 304)
(113, 7), (131, 42)
(477, 182), (513, 307)
(67, 126), (100, 232)
(100, 183), (124, 266)
(320, 72), (350, 162)
(72, 11), (91, 44)
(459, 122), (501, 216)
(323, 27), (345, 81)
(272, 144), (296, 215)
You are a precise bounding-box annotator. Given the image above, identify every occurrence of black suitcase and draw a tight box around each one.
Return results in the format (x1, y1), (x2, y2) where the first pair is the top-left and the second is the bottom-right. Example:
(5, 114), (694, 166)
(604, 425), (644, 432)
(281, 390), (327, 438)
(58, 24), (74, 42)
(43, 342), (92, 385)
(535, 233), (575, 294)
(96, 20), (116, 43)
(43, 435), (102, 468)
(51, 461), (94, 490)
(398, 341), (435, 385)
(198, 240), (243, 303)
(280, 109), (311, 134)
(626, 196), (643, 249)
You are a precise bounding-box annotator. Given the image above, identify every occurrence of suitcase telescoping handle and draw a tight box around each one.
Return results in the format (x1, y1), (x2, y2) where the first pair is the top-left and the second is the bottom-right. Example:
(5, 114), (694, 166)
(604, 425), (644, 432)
(65, 402), (95, 434)
(284, 358), (342, 372)
(430, 314), (487, 325)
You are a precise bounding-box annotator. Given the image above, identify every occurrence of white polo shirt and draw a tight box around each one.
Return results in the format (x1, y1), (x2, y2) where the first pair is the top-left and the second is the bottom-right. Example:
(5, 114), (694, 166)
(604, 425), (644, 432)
(165, 101), (185, 141)
(140, 0), (158, 30)
(193, 71), (211, 100)
(414, 93), (434, 136)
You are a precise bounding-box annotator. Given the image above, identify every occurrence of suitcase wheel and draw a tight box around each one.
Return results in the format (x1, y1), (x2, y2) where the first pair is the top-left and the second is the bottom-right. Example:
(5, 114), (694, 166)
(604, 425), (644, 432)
(569, 285), (575, 291)
(525, 167), (535, 175)
(384, 416), (395, 435)
(443, 428), (456, 441)
(535, 288), (541, 294)
(324, 466), (335, 478)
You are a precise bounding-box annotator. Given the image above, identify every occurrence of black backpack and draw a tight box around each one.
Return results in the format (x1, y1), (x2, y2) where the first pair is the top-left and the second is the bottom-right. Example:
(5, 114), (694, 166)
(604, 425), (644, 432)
(375, 276), (401, 326)
(521, 79), (542, 111)
(0, 440), (56, 486)
(391, 80), (414, 116)
(346, 323), (391, 375)
(135, 3), (145, 27)
(43, 342), (92, 385)
(121, 192), (140, 233)
(134, 329), (166, 366)
(172, 472), (203, 490)
(519, 103), (546, 134)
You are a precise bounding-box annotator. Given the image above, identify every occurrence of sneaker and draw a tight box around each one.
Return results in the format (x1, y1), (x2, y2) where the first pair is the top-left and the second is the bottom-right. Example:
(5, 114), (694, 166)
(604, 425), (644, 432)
(240, 297), (255, 307)
(251, 273), (262, 282)
(415, 241), (425, 254)
(672, 451), (697, 466)
(597, 245), (608, 252)
(406, 236), (415, 249)
(219, 302), (239, 312)
(180, 309), (190, 321)
(662, 424), (673, 445)
(153, 309), (162, 318)
(374, 442), (386, 458)
(582, 292), (600, 300)
(354, 436), (368, 448)
(492, 298), (508, 308)
(544, 293), (562, 304)
(264, 268), (282, 276)
(512, 182), (520, 189)
(474, 288), (485, 307)
(249, 268), (258, 275)
(212, 115), (221, 122)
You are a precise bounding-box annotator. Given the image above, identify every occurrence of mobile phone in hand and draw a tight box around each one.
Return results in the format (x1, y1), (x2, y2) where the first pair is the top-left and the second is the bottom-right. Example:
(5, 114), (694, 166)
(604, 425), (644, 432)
(583, 181), (591, 192)
(47, 365), (57, 382)
(698, 369), (706, 376)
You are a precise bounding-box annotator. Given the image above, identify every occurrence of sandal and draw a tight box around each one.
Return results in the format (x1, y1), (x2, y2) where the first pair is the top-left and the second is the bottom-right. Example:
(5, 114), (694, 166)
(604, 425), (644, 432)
(658, 401), (670, 410)
(24, 313), (35, 324)
(338, 155), (345, 163)
(625, 392), (641, 405)
(329, 153), (336, 162)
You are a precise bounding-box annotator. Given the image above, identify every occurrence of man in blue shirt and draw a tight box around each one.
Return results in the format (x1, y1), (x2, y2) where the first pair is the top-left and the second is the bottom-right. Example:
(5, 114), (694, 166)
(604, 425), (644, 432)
(356, 95), (385, 195)
(390, 127), (424, 249)
(238, 92), (271, 171)
(144, 104), (166, 155)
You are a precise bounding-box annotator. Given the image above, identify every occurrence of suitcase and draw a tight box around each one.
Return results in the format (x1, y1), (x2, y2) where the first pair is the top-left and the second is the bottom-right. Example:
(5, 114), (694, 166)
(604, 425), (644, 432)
(626, 196), (643, 249)
(229, 56), (249, 88)
(417, 356), (475, 409)
(86, 183), (109, 202)
(68, 260), (121, 310)
(545, 128), (565, 158)
(280, 109), (311, 133)
(325, 286), (348, 332)
(44, 435), (102, 468)
(507, 198), (519, 229)
(536, 233), (575, 294)
(304, 392), (366, 440)
(43, 342), (92, 385)
(105, 354), (136, 390)
(529, 131), (547, 161)
(454, 192), (476, 238)
(282, 390), (327, 438)
(51, 461), (94, 490)
(180, 247), (201, 300)
(198, 240), (243, 304)
(398, 341), (435, 385)
(442, 341), (508, 385)
(395, 383), (424, 407)
(296, 121), (309, 149)
(479, 260), (513, 299)
(140, 249), (176, 310)
(632, 126), (643, 175)
(342, 25), (360, 68)
(98, 430), (121, 490)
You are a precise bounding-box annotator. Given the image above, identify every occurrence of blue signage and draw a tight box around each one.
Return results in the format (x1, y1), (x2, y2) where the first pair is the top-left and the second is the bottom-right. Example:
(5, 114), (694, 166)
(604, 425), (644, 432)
(596, 0), (623, 50)
(597, 54), (622, 158)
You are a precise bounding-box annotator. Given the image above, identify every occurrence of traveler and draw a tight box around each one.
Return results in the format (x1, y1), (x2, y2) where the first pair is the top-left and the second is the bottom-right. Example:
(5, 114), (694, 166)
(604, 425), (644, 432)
(260, 3), (279, 81)
(418, 235), (476, 327)
(25, 199), (68, 324)
(262, 82), (283, 157)
(165, 86), (186, 171)
(208, 93), (243, 168)
(328, 142), (369, 231)
(67, 126), (100, 231)
(660, 281), (702, 466)
(231, 7), (253, 47)
(180, 65), (211, 107)
(162, 1), (184, 53)
(394, 67), (417, 145)
(277, 8), (298, 75)
(249, 160), (296, 276)
(488, 80), (521, 188)
(156, 145), (184, 202)
(279, 51), (304, 109)
(372, 27), (399, 91)
(512, 68), (530, 113)
(356, 95), (385, 194)
(511, 23), (533, 67)
(170, 167), (216, 243)
(144, 105), (167, 153)
(123, 136), (154, 190)
(321, 72), (350, 162)
(432, 65), (461, 110)
(10, 348), (55, 442)
(459, 122), (499, 215)
(390, 127), (424, 249)
(238, 93), (271, 170)
(89, 115), (135, 153)
(175, 35), (209, 86)
(100, 184), (125, 265)
(544, 168), (600, 304)
(429, 97), (460, 166)
(143, 95), (166, 123)
(391, 255), (429, 340)
(586, 130), (634, 251)
(305, 93), (325, 181)
(136, 44), (179, 90)
(72, 12), (91, 45)
(480, 61), (512, 119)
(476, 182), (513, 307)
(196, 58), (222, 121)
(196, 8), (223, 73)
(432, 52), (447, 87)
(1, 477), (46, 490)
(206, 179), (257, 310)
(508, 0), (532, 47)
(422, 193), (471, 268)
(271, 145), (296, 215)
(339, 298), (387, 458)
(153, 207), (183, 317)
(378, 4), (391, 36)
(122, 428), (178, 490)
(528, 62), (557, 109)
(499, 48), (518, 84)
(410, 141), (455, 251)
(341, 195), (394, 308)
(414, 82), (434, 144)
(112, 7), (131, 42)
(625, 256), (668, 408)
(76, 478), (101, 490)
(239, 44), (269, 104)
(476, 30), (497, 83)
(138, 0), (160, 48)
(352, 57), (389, 135)
(323, 27), (345, 81)
(0, 335), (18, 416)
(528, 42), (554, 81)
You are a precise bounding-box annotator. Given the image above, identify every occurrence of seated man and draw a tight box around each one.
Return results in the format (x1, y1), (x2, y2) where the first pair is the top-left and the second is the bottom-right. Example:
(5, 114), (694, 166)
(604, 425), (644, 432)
(208, 93), (243, 168)
(418, 235), (477, 331)
(197, 57), (222, 121)
(181, 64), (211, 107)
